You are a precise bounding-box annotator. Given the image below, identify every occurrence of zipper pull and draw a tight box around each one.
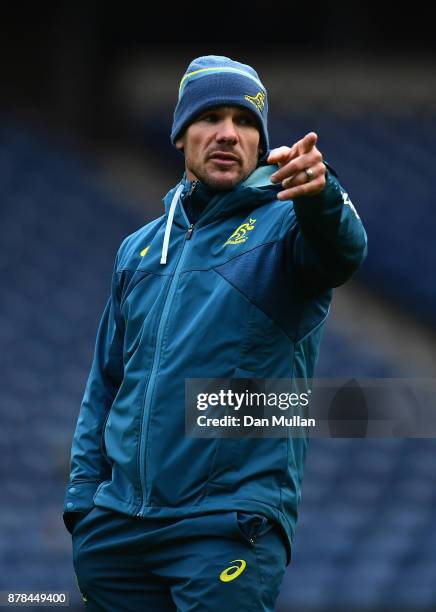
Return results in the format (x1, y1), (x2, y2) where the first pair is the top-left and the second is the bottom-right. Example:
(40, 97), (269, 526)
(188, 180), (198, 197)
(185, 223), (194, 240)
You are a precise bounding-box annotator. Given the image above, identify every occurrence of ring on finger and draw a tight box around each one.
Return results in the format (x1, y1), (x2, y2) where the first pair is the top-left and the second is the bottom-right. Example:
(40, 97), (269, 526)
(304, 167), (314, 182)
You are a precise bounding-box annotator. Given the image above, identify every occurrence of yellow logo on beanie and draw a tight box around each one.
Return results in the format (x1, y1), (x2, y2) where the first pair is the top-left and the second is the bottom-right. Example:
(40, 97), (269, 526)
(244, 92), (265, 112)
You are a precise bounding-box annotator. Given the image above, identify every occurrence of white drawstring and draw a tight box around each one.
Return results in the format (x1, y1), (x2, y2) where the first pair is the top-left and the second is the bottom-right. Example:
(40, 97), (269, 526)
(160, 184), (184, 265)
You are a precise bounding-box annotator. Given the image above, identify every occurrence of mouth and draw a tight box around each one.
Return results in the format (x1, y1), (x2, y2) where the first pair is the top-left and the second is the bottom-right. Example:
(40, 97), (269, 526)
(208, 152), (240, 166)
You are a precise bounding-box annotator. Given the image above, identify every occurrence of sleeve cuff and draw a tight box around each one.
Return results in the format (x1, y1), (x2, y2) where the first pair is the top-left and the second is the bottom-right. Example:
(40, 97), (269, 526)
(63, 480), (102, 513)
(294, 168), (338, 207)
(63, 481), (102, 534)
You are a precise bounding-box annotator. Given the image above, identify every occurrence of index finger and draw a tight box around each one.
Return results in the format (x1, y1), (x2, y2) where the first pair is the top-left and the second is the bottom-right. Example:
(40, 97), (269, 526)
(298, 132), (318, 154)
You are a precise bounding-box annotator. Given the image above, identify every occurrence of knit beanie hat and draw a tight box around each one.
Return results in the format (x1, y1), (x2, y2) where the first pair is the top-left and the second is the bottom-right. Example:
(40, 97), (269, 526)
(171, 55), (269, 159)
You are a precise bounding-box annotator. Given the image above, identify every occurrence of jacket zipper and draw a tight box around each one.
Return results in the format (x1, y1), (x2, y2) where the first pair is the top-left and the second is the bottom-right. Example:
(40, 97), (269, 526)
(185, 223), (194, 239)
(136, 187), (195, 516)
(188, 179), (198, 196)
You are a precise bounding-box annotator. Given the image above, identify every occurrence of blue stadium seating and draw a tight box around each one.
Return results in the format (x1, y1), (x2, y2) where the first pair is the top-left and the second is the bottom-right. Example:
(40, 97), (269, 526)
(270, 113), (436, 328)
(1, 118), (436, 611)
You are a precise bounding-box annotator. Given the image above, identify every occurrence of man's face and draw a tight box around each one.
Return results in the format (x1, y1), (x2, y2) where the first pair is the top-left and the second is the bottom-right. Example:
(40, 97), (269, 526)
(175, 105), (261, 191)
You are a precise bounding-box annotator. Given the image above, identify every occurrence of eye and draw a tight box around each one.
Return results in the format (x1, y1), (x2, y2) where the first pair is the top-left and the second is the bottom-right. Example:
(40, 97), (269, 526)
(199, 112), (219, 123)
(237, 115), (256, 126)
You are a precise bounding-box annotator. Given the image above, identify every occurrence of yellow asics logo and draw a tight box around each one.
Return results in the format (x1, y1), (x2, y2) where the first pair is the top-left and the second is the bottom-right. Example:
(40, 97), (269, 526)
(224, 218), (256, 246)
(244, 92), (265, 112)
(219, 559), (247, 582)
(140, 246), (150, 257)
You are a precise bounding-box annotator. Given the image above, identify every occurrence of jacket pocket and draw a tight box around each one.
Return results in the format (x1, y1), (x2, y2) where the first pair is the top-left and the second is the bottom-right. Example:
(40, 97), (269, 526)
(206, 368), (266, 487)
(234, 511), (270, 545)
(206, 369), (250, 486)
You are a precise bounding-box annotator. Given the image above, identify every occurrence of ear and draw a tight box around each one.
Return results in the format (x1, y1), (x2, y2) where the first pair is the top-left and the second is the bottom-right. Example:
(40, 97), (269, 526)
(175, 137), (184, 151)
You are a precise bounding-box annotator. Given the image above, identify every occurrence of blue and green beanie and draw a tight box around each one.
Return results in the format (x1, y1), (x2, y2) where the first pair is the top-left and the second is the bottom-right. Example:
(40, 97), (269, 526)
(171, 55), (269, 159)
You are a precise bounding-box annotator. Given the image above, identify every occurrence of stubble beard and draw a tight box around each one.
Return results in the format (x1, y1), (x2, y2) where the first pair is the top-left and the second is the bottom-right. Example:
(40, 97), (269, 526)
(187, 157), (256, 192)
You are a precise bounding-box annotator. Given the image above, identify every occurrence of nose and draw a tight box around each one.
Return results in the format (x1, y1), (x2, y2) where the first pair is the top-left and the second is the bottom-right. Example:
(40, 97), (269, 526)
(215, 118), (238, 144)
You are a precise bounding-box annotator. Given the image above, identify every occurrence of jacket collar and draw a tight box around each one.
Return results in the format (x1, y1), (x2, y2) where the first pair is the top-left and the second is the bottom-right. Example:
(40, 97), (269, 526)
(162, 164), (282, 229)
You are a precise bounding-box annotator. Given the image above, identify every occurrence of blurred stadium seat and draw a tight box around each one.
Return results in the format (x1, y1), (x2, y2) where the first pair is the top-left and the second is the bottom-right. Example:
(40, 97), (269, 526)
(1, 118), (436, 611)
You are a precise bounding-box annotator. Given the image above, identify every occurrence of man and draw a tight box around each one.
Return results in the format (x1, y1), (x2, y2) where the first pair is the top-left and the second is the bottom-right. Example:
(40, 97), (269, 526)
(64, 55), (367, 610)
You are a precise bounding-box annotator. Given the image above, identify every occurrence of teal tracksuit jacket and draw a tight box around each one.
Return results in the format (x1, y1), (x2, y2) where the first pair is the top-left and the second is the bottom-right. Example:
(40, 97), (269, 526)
(63, 162), (367, 562)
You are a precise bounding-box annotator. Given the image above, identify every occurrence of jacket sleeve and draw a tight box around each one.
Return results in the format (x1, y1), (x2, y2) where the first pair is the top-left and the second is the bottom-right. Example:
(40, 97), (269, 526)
(62, 247), (125, 533)
(290, 165), (368, 293)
